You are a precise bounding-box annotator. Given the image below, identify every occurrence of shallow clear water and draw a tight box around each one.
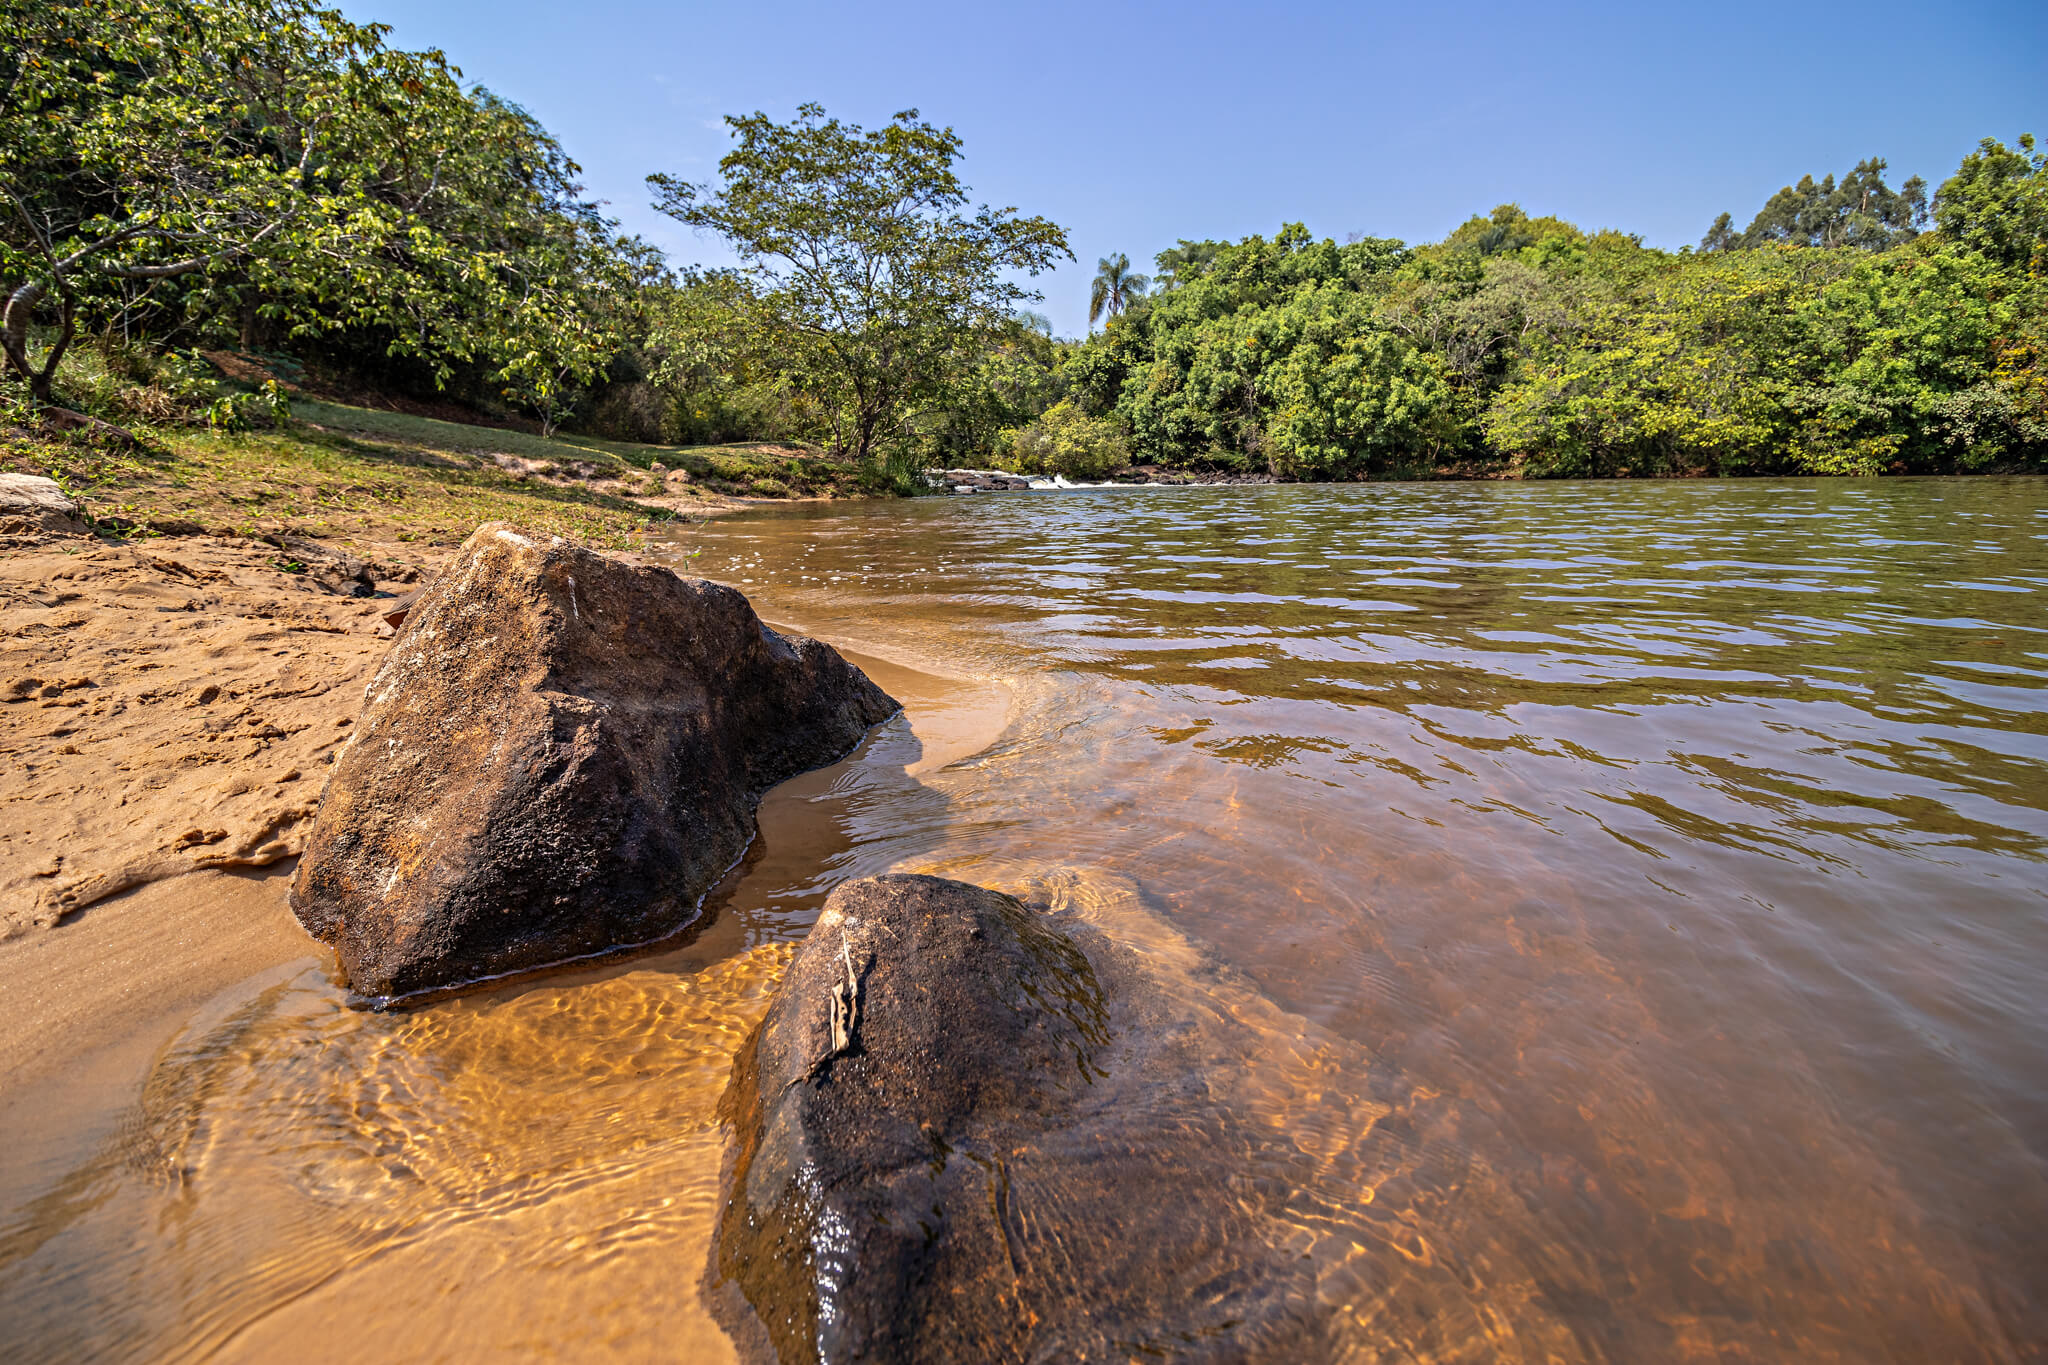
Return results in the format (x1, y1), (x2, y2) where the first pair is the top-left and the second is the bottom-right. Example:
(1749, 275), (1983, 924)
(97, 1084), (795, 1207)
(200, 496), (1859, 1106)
(3, 478), (2045, 1361)
(678, 478), (2048, 1360)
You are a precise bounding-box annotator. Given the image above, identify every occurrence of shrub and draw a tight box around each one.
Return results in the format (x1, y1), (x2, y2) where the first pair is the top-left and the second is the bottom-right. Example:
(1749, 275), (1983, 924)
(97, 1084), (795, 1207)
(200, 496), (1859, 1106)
(584, 381), (667, 443)
(995, 400), (1128, 479)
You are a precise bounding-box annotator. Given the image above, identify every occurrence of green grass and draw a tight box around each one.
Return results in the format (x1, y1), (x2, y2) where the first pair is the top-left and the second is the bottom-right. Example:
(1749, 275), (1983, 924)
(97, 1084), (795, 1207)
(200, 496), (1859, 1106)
(4, 330), (893, 523)
(0, 395), (880, 555)
(291, 400), (872, 498)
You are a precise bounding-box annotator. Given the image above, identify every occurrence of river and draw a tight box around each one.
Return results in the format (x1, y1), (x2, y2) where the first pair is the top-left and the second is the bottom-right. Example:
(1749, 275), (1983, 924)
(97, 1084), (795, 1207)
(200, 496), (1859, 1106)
(3, 477), (2044, 1360)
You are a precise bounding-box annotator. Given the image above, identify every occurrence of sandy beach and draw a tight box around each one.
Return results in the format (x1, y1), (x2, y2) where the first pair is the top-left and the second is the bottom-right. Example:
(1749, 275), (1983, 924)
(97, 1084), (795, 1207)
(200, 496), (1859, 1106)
(0, 523), (1008, 1120)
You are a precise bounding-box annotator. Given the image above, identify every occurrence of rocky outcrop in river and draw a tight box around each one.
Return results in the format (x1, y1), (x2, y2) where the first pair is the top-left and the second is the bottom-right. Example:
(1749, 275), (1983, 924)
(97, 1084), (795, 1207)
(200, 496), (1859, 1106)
(289, 523), (899, 1001)
(713, 873), (1329, 1364)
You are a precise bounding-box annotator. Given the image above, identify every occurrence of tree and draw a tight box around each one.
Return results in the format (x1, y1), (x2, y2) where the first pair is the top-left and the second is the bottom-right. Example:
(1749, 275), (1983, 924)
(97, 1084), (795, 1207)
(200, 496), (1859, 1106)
(0, 0), (634, 411)
(1781, 245), (2019, 472)
(996, 399), (1127, 478)
(1109, 224), (1447, 476)
(1935, 134), (2047, 271)
(1154, 240), (1222, 290)
(1483, 251), (1807, 475)
(648, 105), (1070, 463)
(1088, 253), (1149, 329)
(637, 268), (817, 446)
(922, 317), (1064, 464)
(1703, 158), (1928, 253)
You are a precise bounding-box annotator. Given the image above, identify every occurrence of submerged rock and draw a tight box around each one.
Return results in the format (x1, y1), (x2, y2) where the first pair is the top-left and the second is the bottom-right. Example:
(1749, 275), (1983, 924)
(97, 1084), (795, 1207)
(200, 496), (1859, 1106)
(289, 523), (899, 1000)
(714, 873), (1327, 1364)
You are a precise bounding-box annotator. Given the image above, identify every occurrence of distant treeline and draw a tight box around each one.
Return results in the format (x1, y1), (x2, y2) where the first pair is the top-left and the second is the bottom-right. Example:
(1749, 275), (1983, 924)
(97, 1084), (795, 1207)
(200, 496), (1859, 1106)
(653, 140), (2046, 481)
(5, 0), (2043, 480)
(1036, 150), (2043, 479)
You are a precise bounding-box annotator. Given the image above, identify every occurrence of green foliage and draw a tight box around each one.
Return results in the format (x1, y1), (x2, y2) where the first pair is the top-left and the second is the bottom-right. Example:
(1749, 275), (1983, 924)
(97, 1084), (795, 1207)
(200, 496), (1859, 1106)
(1100, 224), (1449, 476)
(1935, 134), (2048, 272)
(1154, 240), (1223, 290)
(1483, 251), (1809, 475)
(5, 0), (2037, 489)
(206, 379), (294, 432)
(1482, 241), (2039, 476)
(1784, 247), (2019, 471)
(1, 0), (641, 416)
(918, 319), (1066, 466)
(1442, 204), (1585, 259)
(1088, 254), (1149, 329)
(638, 268), (818, 447)
(995, 400), (1128, 478)
(1054, 137), (2047, 481)
(857, 443), (939, 497)
(1702, 158), (1928, 252)
(648, 104), (1070, 467)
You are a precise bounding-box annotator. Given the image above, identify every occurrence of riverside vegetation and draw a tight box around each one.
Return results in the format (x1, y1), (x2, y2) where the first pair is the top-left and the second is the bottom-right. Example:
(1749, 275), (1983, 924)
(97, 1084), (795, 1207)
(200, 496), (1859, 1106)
(3, 0), (2045, 516)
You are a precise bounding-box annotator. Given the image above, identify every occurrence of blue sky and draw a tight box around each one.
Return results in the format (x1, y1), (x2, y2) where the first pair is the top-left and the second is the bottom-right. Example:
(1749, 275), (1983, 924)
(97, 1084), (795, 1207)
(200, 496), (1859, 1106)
(358, 0), (2045, 337)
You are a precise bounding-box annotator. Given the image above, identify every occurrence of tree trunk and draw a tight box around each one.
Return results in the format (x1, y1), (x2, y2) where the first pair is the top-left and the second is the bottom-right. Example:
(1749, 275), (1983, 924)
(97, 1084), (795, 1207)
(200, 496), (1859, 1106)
(2, 280), (42, 392)
(238, 300), (266, 351)
(3, 276), (76, 408)
(39, 403), (139, 446)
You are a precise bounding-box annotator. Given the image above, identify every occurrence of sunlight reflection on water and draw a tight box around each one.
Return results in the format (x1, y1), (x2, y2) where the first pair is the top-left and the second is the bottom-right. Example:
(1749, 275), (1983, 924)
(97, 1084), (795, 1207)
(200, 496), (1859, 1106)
(671, 478), (2048, 1360)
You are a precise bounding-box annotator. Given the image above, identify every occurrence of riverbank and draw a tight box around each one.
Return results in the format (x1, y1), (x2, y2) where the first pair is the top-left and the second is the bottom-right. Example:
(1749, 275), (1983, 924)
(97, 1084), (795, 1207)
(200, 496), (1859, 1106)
(0, 406), (894, 943)
(0, 496), (1009, 938)
(0, 398), (885, 559)
(0, 529), (405, 937)
(0, 587), (1011, 1358)
(0, 630), (1008, 1080)
(6, 480), (2045, 1357)
(0, 511), (1015, 1359)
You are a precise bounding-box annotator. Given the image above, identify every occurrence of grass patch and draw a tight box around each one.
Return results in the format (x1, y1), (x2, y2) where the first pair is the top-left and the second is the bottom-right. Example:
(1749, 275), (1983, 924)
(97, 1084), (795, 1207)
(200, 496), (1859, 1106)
(4, 426), (655, 552)
(0, 402), (864, 557)
(292, 401), (874, 498)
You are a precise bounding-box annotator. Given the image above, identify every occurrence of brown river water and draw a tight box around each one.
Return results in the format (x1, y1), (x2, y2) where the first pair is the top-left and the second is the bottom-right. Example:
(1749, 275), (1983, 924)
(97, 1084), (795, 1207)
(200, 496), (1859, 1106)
(4, 477), (2046, 1361)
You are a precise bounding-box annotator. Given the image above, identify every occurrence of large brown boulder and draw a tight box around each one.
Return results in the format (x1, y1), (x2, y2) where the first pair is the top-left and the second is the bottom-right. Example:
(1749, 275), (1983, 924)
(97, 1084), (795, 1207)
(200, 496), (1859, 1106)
(289, 523), (898, 1001)
(713, 874), (1326, 1364)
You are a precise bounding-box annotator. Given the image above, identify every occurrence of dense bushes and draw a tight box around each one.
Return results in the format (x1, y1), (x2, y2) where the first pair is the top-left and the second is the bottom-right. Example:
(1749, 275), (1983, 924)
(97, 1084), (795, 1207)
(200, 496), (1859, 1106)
(1067, 148), (2047, 479)
(994, 401), (1127, 478)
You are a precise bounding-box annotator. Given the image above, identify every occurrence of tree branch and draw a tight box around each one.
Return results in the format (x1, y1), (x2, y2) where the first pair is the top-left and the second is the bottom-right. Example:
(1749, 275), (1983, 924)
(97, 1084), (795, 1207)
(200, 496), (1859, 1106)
(99, 215), (290, 280)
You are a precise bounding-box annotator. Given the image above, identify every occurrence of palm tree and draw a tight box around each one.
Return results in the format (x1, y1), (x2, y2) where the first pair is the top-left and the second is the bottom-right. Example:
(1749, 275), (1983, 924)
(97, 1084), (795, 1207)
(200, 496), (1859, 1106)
(1088, 253), (1149, 329)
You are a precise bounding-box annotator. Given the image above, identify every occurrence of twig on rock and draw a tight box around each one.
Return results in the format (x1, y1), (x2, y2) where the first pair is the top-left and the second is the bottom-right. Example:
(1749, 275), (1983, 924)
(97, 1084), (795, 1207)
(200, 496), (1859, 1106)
(791, 931), (867, 1092)
(830, 934), (862, 1055)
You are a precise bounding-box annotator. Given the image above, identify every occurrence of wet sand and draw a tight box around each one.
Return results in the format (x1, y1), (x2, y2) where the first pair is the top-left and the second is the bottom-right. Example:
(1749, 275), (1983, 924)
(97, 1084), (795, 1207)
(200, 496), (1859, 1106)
(0, 637), (1010, 1362)
(0, 866), (314, 1093)
(0, 640), (1006, 1093)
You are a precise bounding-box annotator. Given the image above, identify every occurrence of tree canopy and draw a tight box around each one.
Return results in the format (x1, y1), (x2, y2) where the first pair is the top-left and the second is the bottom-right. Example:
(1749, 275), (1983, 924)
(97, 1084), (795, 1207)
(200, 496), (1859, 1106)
(1036, 150), (2045, 480)
(1, 0), (642, 417)
(1701, 158), (1928, 252)
(647, 105), (1069, 463)
(3, 0), (2038, 486)
(1088, 253), (1148, 329)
